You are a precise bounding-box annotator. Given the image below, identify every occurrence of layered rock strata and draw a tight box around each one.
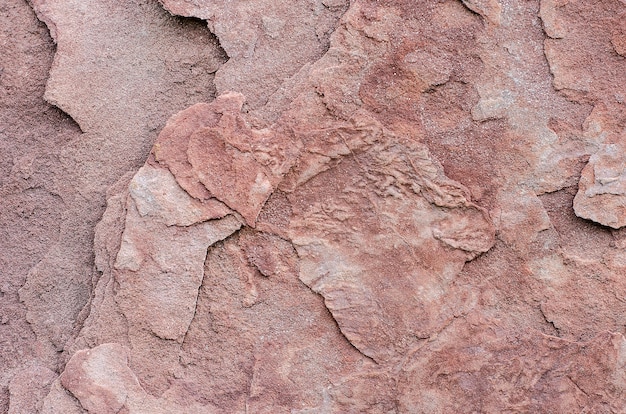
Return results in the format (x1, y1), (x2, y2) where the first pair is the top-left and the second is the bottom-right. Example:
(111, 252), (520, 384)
(2, 0), (626, 412)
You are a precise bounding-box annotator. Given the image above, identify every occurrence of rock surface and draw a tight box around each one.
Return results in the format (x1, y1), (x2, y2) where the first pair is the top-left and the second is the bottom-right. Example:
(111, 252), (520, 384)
(158, 0), (349, 113)
(3, 0), (626, 412)
(574, 142), (626, 228)
(16, 0), (225, 363)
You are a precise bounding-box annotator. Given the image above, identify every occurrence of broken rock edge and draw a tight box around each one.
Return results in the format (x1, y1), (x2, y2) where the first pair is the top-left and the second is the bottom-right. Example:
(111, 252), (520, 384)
(52, 0), (501, 401)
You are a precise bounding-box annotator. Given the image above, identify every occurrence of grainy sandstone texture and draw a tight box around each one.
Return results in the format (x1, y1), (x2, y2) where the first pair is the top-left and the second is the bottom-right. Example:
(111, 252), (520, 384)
(2, 0), (626, 412)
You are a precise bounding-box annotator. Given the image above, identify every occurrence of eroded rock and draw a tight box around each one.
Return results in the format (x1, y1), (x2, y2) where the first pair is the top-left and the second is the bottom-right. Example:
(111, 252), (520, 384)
(16, 0), (227, 368)
(398, 316), (626, 412)
(73, 162), (243, 348)
(57, 343), (215, 414)
(159, 0), (349, 112)
(284, 121), (495, 363)
(6, 0), (626, 411)
(574, 142), (626, 228)
(540, 0), (626, 229)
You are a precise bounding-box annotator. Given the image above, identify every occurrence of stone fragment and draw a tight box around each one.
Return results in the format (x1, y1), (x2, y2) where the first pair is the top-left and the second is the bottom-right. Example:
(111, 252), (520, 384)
(186, 121), (289, 226)
(159, 0), (349, 111)
(59, 343), (214, 414)
(154, 92), (300, 226)
(574, 143), (626, 228)
(129, 164), (230, 226)
(60, 344), (132, 414)
(114, 192), (241, 341)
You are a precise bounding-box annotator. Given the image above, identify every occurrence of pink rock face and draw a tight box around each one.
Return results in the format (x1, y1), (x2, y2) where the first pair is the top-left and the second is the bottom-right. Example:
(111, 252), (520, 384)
(154, 93), (300, 226)
(8, 0), (227, 378)
(4, 0), (626, 412)
(574, 142), (626, 228)
(282, 120), (495, 363)
(1, 6), (75, 409)
(398, 316), (626, 412)
(158, 0), (349, 112)
(540, 0), (626, 225)
(8, 366), (57, 414)
(113, 183), (241, 341)
(57, 343), (214, 414)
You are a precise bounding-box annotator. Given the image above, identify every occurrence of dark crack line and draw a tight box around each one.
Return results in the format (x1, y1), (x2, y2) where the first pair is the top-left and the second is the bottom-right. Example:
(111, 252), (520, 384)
(539, 305), (561, 337)
(180, 226), (244, 347)
(458, 0), (487, 24)
(305, 286), (379, 365)
(291, 236), (380, 364)
(567, 375), (589, 398)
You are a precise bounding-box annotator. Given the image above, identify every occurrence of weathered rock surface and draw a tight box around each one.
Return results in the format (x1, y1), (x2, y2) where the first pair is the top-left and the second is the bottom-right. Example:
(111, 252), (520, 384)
(55, 343), (217, 414)
(159, 0), (349, 113)
(3, 0), (626, 412)
(1, 3), (76, 410)
(574, 142), (626, 228)
(539, 0), (626, 228)
(1, 0), (226, 410)
(17, 0), (226, 367)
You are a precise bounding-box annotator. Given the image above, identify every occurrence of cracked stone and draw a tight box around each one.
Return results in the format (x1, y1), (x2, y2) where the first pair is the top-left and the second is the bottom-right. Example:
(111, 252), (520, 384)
(5, 0), (626, 411)
(574, 142), (626, 228)
(14, 0), (228, 370)
(114, 180), (242, 341)
(159, 0), (349, 112)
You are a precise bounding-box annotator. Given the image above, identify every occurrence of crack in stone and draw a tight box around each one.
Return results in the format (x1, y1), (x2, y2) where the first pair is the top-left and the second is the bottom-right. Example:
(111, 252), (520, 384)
(566, 375), (589, 398)
(309, 283), (380, 365)
(180, 225), (247, 347)
(539, 304), (561, 337)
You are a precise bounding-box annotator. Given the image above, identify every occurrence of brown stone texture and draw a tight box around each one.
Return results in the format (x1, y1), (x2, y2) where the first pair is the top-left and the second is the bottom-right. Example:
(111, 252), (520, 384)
(3, 0), (626, 412)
